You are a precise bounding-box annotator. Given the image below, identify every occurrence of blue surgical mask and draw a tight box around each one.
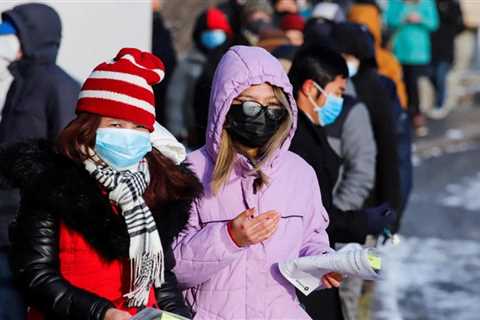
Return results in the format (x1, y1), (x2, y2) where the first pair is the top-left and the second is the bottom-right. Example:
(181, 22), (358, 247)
(347, 61), (359, 78)
(200, 30), (227, 49)
(95, 128), (152, 170)
(307, 82), (344, 126)
(298, 1), (312, 20)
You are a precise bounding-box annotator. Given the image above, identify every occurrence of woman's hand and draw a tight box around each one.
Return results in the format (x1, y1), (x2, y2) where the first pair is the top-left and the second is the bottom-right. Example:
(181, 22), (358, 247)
(321, 272), (343, 289)
(104, 308), (132, 320)
(229, 208), (280, 247)
(406, 12), (422, 24)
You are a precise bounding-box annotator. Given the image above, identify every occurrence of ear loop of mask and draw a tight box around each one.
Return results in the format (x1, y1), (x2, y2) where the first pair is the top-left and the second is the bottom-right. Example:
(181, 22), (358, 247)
(306, 81), (326, 110)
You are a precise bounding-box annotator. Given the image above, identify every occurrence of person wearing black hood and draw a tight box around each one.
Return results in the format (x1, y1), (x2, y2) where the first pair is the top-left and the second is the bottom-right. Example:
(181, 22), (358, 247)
(0, 4), (79, 319)
(332, 22), (401, 214)
(164, 7), (232, 147)
(330, 22), (401, 320)
(0, 3), (79, 145)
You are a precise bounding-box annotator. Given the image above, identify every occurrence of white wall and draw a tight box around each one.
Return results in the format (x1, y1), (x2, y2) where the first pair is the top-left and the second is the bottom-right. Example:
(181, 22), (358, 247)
(0, 0), (151, 82)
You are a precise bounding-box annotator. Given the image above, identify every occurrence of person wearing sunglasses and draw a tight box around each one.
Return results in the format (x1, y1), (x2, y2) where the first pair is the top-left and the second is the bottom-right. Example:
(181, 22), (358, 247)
(172, 45), (341, 319)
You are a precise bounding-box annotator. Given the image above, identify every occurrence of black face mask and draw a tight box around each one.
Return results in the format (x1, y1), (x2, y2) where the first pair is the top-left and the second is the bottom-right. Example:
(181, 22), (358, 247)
(245, 19), (271, 35)
(225, 103), (287, 148)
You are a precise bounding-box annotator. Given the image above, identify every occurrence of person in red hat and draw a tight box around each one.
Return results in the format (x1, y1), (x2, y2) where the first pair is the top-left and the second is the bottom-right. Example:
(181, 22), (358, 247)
(280, 13), (305, 46)
(3, 48), (202, 320)
(165, 7), (232, 147)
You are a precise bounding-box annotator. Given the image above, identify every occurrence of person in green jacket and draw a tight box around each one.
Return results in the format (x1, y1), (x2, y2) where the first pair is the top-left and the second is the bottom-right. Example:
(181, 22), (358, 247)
(385, 0), (438, 136)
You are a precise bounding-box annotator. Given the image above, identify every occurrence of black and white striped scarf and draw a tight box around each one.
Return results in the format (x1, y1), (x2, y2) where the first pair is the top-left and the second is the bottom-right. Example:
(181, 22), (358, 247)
(84, 158), (164, 307)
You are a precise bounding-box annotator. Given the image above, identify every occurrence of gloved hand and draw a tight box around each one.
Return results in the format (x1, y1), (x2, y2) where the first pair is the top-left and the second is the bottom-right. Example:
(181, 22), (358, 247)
(363, 203), (396, 236)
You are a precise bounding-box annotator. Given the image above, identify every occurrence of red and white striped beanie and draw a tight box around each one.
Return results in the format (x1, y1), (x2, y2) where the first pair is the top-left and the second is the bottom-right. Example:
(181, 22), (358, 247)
(76, 48), (165, 132)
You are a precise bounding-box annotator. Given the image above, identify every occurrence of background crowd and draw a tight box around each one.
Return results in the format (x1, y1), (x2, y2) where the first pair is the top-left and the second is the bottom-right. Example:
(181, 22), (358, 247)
(0, 0), (477, 320)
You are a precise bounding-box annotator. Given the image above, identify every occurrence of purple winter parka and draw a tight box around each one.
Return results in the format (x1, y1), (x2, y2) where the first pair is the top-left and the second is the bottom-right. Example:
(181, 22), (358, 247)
(173, 46), (332, 320)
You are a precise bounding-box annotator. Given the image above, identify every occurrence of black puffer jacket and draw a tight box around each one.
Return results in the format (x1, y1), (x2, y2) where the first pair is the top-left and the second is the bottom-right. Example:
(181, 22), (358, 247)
(352, 67), (401, 211)
(0, 141), (202, 320)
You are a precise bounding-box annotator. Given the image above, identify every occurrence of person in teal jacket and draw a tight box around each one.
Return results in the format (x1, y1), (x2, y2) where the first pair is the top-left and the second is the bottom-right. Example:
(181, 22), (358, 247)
(385, 0), (438, 136)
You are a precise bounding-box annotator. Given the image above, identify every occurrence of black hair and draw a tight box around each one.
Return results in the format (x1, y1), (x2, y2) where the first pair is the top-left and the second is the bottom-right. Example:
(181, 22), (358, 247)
(288, 43), (348, 99)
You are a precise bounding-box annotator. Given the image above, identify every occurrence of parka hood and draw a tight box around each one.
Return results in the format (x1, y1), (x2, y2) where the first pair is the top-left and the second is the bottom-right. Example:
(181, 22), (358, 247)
(205, 45), (297, 170)
(332, 22), (378, 69)
(2, 3), (62, 63)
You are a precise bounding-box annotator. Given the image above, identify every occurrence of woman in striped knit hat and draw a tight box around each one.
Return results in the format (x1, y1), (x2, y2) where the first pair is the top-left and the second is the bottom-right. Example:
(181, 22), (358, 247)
(1, 48), (202, 320)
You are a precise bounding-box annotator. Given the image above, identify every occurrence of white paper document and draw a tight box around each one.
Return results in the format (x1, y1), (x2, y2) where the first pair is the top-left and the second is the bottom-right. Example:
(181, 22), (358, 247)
(278, 243), (382, 296)
(131, 308), (190, 320)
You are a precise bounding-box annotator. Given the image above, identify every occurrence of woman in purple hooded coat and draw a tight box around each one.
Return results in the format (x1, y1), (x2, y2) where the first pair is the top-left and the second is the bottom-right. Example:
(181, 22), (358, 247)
(173, 45), (341, 319)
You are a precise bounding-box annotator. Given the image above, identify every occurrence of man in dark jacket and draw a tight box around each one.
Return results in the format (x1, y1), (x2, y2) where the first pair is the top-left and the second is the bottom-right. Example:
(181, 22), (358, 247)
(291, 45), (376, 211)
(288, 43), (395, 320)
(0, 4), (79, 318)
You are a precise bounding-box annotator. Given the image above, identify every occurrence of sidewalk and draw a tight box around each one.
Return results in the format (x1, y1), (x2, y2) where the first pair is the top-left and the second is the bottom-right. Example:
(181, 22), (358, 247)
(413, 103), (480, 160)
(371, 102), (480, 320)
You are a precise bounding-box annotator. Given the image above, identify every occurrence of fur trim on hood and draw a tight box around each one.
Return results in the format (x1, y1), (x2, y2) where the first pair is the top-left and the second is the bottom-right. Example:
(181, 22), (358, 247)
(0, 140), (202, 261)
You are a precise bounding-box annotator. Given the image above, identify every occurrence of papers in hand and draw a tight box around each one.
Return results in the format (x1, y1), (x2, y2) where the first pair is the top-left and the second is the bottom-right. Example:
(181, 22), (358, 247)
(278, 243), (382, 296)
(130, 308), (190, 320)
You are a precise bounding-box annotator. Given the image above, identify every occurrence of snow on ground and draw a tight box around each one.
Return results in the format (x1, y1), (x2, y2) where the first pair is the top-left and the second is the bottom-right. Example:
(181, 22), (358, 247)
(441, 172), (480, 211)
(372, 237), (480, 320)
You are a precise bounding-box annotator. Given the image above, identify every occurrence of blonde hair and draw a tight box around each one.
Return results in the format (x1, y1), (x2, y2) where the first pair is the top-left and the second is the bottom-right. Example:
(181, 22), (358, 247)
(211, 86), (293, 194)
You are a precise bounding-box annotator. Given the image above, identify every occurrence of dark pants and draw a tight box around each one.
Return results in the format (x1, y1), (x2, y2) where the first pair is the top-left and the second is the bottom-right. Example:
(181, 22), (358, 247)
(402, 64), (428, 117)
(429, 61), (451, 108)
(393, 105), (413, 232)
(298, 288), (344, 320)
(0, 249), (27, 320)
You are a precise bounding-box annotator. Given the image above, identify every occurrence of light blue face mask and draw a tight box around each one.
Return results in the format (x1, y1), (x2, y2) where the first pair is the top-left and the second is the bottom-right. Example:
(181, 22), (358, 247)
(95, 128), (152, 170)
(308, 82), (344, 126)
(200, 30), (227, 49)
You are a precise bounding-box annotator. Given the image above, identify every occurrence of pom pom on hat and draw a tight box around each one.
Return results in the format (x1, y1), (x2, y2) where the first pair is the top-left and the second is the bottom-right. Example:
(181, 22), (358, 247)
(76, 48), (165, 131)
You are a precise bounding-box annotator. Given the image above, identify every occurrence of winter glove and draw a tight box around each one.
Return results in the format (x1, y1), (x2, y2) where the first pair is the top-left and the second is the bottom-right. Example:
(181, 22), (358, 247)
(364, 203), (396, 236)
